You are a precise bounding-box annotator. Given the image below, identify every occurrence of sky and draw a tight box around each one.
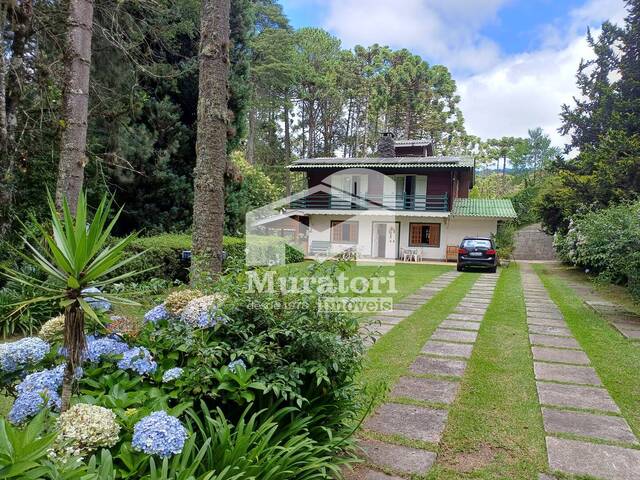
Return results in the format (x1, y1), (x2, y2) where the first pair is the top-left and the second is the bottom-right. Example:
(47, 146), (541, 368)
(279, 0), (628, 148)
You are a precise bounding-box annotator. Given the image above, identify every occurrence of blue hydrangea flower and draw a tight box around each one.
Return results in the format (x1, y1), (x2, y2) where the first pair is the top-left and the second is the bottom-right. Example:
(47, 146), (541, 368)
(0, 337), (50, 373)
(132, 411), (188, 457)
(117, 347), (157, 375)
(16, 365), (65, 395)
(82, 287), (112, 312)
(9, 364), (65, 424)
(180, 295), (226, 329)
(8, 388), (61, 424)
(86, 335), (129, 362)
(144, 304), (170, 323)
(162, 367), (183, 383)
(228, 359), (246, 373)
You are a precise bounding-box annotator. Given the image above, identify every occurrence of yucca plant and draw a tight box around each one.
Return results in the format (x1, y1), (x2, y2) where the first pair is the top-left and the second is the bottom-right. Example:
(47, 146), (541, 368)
(3, 192), (147, 411)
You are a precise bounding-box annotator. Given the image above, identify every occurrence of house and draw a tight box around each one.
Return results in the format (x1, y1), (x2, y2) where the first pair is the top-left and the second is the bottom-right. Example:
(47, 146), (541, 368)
(278, 133), (516, 262)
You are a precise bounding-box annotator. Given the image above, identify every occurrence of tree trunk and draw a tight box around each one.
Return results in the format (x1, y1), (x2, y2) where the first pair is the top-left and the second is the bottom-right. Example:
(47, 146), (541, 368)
(61, 303), (86, 412)
(0, 2), (7, 152)
(191, 0), (230, 281)
(246, 106), (256, 164)
(1, 1), (33, 238)
(55, 0), (94, 215)
(283, 97), (292, 197)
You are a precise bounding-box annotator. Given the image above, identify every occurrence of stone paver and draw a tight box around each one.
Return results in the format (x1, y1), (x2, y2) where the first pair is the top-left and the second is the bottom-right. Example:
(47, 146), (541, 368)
(422, 341), (474, 359)
(357, 439), (437, 475)
(534, 362), (602, 386)
(531, 346), (590, 365)
(431, 328), (478, 343)
(536, 382), (620, 413)
(527, 317), (567, 327)
(410, 356), (467, 377)
(546, 437), (640, 480)
(455, 306), (487, 315)
(378, 309), (414, 318)
(364, 403), (448, 443)
(529, 333), (581, 349)
(439, 319), (481, 331)
(529, 324), (573, 337)
(542, 408), (637, 444)
(390, 376), (459, 404)
(521, 263), (640, 480)
(447, 313), (485, 322)
(343, 467), (403, 480)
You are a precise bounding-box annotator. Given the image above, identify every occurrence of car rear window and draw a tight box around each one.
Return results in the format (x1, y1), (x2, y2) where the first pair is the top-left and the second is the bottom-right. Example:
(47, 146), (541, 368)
(462, 239), (492, 249)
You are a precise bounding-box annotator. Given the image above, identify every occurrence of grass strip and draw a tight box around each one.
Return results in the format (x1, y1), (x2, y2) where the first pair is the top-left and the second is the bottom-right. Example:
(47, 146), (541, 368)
(429, 265), (547, 480)
(359, 271), (478, 412)
(534, 263), (640, 438)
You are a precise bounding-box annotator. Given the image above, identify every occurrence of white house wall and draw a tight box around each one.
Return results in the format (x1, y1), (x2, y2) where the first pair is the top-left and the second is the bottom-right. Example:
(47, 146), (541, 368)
(307, 215), (499, 260)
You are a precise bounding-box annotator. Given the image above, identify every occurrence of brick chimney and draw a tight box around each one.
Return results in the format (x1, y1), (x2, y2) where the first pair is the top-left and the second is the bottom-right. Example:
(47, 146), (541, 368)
(377, 132), (396, 157)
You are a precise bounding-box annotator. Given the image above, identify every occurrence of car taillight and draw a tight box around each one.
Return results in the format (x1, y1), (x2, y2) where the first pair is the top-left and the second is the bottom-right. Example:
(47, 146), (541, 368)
(486, 249), (496, 255)
(458, 248), (468, 254)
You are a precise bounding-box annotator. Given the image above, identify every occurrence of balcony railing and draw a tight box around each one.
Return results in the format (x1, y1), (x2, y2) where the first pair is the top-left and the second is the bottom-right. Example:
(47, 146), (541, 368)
(289, 193), (449, 212)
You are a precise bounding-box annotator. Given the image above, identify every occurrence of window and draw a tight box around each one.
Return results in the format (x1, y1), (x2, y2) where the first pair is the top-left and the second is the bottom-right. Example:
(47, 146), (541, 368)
(331, 220), (358, 244)
(409, 223), (441, 247)
(461, 239), (492, 249)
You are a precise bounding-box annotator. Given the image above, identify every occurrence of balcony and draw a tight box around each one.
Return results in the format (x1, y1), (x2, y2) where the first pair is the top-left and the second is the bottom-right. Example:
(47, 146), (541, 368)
(289, 193), (449, 212)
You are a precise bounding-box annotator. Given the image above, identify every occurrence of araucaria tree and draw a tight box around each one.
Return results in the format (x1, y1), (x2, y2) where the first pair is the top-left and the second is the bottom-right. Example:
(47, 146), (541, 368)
(192, 0), (230, 279)
(55, 0), (94, 214)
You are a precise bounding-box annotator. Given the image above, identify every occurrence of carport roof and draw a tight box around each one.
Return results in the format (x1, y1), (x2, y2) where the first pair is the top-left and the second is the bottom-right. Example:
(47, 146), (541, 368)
(452, 199), (517, 218)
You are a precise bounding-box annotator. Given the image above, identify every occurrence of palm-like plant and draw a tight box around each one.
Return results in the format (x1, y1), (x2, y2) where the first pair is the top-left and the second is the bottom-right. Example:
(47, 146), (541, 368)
(3, 192), (147, 410)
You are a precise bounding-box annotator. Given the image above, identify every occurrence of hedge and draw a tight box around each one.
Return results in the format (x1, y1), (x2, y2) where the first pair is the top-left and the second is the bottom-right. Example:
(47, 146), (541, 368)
(124, 234), (304, 283)
(554, 201), (640, 301)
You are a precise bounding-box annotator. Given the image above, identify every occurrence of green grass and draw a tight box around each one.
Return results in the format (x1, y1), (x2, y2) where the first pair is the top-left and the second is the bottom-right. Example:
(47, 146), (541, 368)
(534, 263), (640, 438)
(429, 265), (547, 479)
(358, 271), (478, 412)
(277, 261), (453, 304)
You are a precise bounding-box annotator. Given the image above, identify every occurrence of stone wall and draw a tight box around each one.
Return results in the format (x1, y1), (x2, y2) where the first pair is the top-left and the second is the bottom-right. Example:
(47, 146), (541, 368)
(513, 223), (556, 260)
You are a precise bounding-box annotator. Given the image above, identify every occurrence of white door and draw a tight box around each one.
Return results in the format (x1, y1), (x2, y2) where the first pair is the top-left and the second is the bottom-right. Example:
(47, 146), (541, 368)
(372, 222), (399, 259)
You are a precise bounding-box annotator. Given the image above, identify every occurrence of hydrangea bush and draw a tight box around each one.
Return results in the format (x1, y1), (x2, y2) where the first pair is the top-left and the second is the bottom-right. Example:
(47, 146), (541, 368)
(180, 294), (226, 328)
(38, 315), (65, 342)
(0, 337), (50, 373)
(117, 347), (157, 375)
(132, 411), (187, 458)
(56, 403), (120, 456)
(164, 290), (201, 316)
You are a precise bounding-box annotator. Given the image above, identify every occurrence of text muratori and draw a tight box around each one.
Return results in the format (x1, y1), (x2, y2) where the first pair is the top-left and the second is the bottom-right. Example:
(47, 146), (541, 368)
(246, 270), (397, 295)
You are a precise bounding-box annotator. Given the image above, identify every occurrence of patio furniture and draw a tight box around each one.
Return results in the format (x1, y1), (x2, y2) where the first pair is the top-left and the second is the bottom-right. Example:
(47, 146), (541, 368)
(309, 241), (331, 256)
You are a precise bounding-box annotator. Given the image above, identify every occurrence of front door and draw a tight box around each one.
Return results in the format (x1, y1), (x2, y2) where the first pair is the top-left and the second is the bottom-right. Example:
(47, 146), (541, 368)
(372, 222), (400, 259)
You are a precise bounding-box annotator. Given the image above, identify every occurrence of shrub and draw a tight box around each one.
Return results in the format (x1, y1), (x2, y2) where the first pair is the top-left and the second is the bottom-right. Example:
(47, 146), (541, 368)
(123, 234), (304, 283)
(554, 201), (640, 300)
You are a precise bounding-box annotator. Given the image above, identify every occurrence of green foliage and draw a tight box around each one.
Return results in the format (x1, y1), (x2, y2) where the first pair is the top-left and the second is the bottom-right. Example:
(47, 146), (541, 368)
(493, 222), (517, 259)
(544, 3), (640, 232)
(224, 152), (282, 236)
(0, 412), (113, 479)
(124, 234), (304, 283)
(185, 403), (352, 479)
(2, 193), (143, 324)
(554, 201), (640, 300)
(470, 174), (521, 199)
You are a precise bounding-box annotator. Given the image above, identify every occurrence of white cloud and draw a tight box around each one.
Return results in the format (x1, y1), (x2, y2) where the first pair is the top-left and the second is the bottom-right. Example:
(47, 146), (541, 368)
(458, 0), (626, 147)
(322, 0), (509, 73)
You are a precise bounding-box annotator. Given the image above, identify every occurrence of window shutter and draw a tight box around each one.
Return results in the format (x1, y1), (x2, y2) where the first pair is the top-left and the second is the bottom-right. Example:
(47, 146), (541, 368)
(429, 224), (441, 246)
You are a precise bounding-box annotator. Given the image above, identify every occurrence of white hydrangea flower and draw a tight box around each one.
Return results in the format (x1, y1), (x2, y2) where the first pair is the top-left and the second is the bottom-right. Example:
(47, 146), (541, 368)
(38, 315), (65, 342)
(180, 294), (226, 328)
(55, 403), (120, 457)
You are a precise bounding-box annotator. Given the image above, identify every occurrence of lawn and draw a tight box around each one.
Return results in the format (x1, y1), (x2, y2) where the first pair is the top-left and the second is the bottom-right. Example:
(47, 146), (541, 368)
(430, 264), (547, 479)
(534, 263), (640, 438)
(355, 264), (549, 479)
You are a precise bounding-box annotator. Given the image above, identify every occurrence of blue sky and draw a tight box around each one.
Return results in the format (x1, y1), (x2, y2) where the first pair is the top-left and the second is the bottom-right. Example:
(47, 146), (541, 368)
(279, 0), (627, 146)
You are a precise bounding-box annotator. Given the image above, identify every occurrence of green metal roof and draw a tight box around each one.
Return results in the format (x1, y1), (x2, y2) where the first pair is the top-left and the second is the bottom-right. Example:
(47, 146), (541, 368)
(452, 198), (517, 218)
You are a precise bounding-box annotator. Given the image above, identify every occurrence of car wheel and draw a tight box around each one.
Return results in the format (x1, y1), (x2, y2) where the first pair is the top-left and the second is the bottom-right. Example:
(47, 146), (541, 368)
(457, 265), (464, 272)
(488, 266), (497, 273)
